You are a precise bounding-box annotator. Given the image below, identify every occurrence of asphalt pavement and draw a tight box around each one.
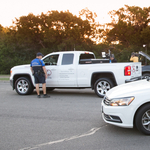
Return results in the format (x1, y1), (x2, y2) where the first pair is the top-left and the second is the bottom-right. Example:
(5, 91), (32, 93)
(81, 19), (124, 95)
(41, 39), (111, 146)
(0, 81), (150, 150)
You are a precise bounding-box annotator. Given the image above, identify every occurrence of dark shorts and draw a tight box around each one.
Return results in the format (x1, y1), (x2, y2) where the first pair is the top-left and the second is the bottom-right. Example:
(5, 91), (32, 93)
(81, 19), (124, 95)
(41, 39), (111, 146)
(34, 74), (46, 84)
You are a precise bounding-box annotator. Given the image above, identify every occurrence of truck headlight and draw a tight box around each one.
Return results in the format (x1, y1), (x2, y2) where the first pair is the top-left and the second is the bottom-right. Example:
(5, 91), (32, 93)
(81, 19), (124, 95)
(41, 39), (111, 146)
(109, 97), (134, 106)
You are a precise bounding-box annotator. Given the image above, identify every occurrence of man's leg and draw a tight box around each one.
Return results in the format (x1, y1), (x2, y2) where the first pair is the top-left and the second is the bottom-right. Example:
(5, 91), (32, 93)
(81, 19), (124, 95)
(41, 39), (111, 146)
(41, 75), (50, 98)
(34, 74), (40, 97)
(42, 83), (46, 95)
(42, 83), (50, 98)
(35, 84), (40, 95)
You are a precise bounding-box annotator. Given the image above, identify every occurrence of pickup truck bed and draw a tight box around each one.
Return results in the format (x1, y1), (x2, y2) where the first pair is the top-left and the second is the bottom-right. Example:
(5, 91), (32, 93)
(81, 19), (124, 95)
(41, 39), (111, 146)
(79, 59), (110, 64)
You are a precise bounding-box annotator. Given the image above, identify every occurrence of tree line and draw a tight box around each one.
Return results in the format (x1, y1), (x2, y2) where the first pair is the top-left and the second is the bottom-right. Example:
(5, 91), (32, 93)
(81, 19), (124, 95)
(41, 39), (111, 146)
(0, 5), (150, 74)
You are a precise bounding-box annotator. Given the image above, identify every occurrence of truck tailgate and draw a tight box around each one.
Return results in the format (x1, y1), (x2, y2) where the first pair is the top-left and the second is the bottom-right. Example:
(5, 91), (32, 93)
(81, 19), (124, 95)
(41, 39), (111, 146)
(130, 63), (141, 77)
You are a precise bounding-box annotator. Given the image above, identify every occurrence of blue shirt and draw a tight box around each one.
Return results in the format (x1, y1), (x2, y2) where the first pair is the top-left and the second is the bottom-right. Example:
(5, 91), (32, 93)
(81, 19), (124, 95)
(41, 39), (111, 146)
(30, 58), (45, 72)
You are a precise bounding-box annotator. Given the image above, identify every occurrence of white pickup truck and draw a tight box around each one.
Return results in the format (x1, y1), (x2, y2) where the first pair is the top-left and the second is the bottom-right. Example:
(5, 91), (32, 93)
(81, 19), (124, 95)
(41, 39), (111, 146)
(10, 51), (141, 97)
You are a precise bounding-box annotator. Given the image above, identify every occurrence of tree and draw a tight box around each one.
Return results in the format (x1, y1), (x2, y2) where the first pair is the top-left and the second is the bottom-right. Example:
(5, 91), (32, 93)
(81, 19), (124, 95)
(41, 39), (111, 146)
(14, 13), (43, 53)
(79, 8), (104, 43)
(107, 5), (150, 47)
(0, 25), (30, 74)
(13, 11), (94, 53)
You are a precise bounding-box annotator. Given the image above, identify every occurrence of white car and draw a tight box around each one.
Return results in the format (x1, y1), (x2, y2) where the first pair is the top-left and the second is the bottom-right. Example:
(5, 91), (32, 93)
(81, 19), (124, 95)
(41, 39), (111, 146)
(101, 79), (150, 135)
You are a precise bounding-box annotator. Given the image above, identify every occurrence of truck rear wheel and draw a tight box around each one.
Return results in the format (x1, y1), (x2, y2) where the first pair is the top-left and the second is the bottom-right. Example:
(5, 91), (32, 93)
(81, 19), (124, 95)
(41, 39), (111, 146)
(15, 77), (33, 95)
(94, 78), (114, 98)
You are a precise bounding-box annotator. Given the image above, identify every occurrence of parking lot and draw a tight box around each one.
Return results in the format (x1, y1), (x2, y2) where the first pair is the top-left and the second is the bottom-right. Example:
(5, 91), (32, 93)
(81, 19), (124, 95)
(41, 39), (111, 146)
(0, 81), (150, 150)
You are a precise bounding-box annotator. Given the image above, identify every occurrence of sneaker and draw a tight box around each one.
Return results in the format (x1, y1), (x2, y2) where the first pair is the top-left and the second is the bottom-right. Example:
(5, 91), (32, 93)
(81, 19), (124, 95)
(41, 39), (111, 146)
(43, 94), (50, 98)
(37, 95), (41, 98)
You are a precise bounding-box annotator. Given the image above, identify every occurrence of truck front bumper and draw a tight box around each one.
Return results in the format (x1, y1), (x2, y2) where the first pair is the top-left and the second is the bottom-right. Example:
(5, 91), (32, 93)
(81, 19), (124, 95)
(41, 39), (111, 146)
(10, 79), (14, 90)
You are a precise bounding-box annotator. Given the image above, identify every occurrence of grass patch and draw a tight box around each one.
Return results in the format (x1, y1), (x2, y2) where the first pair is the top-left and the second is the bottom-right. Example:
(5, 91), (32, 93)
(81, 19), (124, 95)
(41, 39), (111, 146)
(0, 75), (10, 81)
(0, 78), (9, 81)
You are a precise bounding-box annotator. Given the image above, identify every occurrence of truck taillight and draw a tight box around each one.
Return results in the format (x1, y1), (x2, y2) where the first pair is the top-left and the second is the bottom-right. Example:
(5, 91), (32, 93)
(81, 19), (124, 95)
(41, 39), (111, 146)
(124, 66), (131, 76)
(84, 52), (89, 54)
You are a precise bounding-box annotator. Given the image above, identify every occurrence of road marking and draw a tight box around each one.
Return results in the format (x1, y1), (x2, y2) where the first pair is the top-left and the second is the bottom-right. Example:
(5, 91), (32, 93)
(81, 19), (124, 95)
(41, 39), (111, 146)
(19, 125), (107, 150)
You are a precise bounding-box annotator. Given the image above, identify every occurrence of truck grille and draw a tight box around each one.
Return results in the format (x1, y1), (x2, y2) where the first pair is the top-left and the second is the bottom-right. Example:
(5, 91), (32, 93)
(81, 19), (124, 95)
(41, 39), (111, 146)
(103, 96), (111, 105)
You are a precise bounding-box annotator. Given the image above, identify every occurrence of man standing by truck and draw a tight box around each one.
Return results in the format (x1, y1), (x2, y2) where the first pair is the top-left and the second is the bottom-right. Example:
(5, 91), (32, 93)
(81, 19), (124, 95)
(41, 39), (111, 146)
(30, 52), (50, 98)
(130, 52), (139, 62)
(110, 54), (117, 63)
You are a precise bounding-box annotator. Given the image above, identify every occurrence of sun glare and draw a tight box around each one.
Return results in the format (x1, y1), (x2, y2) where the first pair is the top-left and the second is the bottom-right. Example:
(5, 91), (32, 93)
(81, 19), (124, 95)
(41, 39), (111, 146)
(0, 0), (150, 27)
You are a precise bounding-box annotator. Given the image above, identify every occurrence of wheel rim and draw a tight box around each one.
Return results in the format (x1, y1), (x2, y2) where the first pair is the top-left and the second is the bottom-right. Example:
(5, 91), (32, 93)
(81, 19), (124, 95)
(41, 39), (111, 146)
(144, 76), (150, 79)
(17, 80), (29, 94)
(142, 109), (150, 131)
(96, 81), (111, 96)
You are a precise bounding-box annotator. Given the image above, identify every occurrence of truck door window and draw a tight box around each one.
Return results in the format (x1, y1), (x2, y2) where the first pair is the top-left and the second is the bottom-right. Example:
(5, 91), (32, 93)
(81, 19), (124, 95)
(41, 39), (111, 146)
(62, 53), (74, 65)
(43, 54), (59, 65)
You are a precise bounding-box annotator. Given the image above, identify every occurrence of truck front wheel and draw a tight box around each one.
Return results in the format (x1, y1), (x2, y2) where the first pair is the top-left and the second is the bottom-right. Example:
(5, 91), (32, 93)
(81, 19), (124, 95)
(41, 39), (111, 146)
(94, 78), (114, 98)
(15, 77), (33, 95)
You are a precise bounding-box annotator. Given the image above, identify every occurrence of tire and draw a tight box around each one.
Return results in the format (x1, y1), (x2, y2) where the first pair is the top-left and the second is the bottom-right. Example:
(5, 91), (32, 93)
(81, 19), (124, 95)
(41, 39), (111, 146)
(46, 87), (55, 91)
(15, 77), (33, 95)
(135, 104), (150, 135)
(143, 73), (150, 79)
(94, 78), (114, 98)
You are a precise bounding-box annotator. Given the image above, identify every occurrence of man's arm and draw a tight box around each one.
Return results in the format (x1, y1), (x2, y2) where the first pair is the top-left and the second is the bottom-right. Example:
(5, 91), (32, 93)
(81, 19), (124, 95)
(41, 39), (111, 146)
(30, 67), (34, 75)
(42, 66), (47, 79)
(130, 56), (133, 61)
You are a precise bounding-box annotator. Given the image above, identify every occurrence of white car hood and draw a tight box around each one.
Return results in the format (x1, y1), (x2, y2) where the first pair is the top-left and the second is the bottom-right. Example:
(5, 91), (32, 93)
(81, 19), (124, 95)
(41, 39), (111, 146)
(106, 79), (150, 99)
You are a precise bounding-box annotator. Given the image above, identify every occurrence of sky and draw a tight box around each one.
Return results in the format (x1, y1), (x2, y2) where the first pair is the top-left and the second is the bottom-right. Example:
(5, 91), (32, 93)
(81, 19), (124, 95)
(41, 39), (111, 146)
(1, 0), (150, 27)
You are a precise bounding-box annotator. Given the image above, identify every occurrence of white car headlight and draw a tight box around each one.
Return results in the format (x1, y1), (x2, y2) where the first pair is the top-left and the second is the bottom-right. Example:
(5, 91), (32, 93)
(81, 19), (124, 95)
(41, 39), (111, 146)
(109, 97), (134, 106)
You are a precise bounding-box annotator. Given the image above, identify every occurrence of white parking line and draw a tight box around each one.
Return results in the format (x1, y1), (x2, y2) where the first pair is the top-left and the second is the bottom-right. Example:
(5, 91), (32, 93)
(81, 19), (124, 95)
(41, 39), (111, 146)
(19, 125), (107, 150)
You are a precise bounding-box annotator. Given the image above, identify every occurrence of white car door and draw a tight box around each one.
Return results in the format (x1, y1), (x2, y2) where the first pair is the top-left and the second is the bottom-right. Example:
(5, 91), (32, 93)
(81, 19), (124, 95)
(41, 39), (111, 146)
(58, 53), (77, 87)
(43, 54), (59, 87)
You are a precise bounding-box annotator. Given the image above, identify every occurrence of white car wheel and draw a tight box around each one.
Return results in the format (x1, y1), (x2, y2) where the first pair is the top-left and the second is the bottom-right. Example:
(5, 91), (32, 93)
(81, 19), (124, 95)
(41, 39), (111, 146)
(135, 104), (150, 135)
